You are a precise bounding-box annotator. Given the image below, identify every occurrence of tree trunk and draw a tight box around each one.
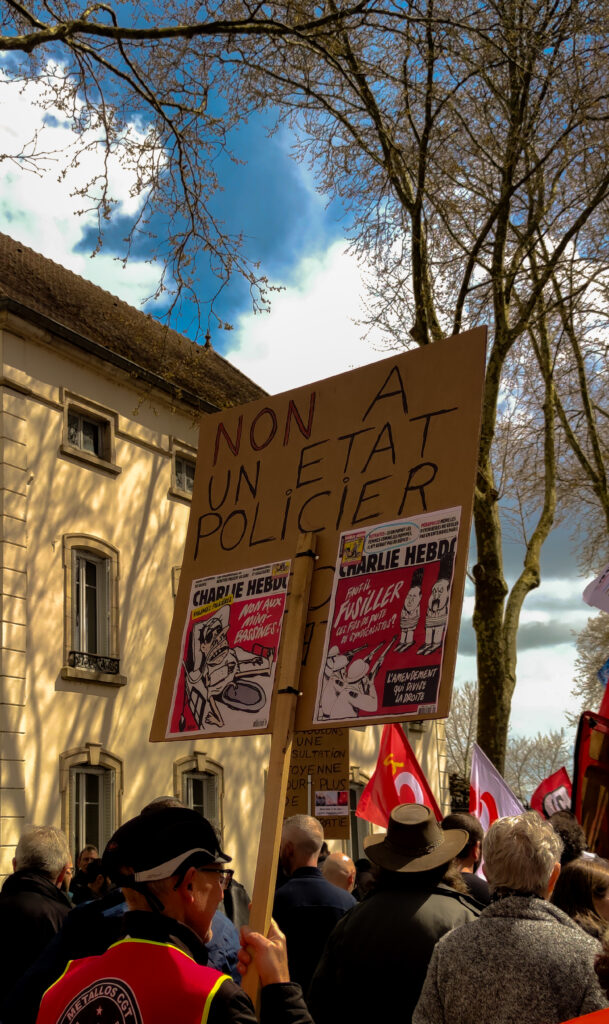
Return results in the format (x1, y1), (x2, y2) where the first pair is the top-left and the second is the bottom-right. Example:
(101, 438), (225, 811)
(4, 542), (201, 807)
(472, 459), (510, 773)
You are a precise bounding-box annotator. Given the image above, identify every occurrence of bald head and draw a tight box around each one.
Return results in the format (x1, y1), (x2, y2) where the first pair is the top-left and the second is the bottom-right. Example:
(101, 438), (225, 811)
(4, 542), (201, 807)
(322, 852), (356, 892)
(280, 815), (324, 875)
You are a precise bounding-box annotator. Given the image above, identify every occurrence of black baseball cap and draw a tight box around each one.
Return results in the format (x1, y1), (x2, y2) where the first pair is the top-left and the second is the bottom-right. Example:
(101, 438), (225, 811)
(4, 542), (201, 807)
(102, 806), (230, 885)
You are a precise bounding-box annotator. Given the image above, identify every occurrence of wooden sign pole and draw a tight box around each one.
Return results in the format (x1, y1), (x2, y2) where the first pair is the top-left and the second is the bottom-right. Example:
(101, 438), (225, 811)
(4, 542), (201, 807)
(241, 532), (317, 1002)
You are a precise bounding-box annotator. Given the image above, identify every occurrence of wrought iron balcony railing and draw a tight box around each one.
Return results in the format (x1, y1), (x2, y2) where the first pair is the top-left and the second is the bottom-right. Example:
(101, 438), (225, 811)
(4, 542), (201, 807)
(68, 651), (120, 675)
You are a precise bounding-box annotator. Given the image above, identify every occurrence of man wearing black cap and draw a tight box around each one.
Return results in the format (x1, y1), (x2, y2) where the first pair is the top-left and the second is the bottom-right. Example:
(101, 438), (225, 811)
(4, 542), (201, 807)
(307, 803), (478, 1023)
(36, 807), (313, 1024)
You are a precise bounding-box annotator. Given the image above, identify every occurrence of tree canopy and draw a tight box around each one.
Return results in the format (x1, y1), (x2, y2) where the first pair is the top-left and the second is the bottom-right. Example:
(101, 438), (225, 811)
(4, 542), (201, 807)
(0, 0), (372, 318)
(571, 612), (609, 722)
(446, 681), (572, 806)
(228, 0), (609, 768)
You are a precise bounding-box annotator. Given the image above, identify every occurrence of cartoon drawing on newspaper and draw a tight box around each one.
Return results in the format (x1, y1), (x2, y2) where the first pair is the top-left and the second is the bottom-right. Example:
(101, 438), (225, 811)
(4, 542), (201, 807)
(166, 560), (290, 736)
(314, 509), (461, 724)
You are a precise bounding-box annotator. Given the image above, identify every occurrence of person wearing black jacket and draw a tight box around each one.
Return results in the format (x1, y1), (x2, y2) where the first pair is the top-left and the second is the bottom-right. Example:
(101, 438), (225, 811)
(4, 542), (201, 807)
(273, 814), (355, 994)
(68, 845), (99, 904)
(441, 811), (490, 906)
(35, 807), (313, 1024)
(0, 824), (72, 1012)
(308, 804), (477, 1024)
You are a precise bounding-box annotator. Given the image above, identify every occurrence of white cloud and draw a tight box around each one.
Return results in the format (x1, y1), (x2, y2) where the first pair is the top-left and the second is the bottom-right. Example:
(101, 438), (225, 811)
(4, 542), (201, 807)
(0, 68), (162, 308)
(454, 643), (580, 740)
(456, 572), (585, 740)
(224, 240), (387, 393)
(509, 645), (581, 737)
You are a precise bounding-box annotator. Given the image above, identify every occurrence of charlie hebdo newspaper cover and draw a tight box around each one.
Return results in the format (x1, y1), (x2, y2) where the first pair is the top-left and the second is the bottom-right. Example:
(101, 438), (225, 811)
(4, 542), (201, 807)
(166, 560), (291, 736)
(314, 508), (461, 724)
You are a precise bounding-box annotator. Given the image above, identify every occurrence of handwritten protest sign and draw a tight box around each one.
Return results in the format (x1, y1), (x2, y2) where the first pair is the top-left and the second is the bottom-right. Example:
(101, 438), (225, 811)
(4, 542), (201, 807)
(286, 729), (350, 840)
(151, 327), (486, 740)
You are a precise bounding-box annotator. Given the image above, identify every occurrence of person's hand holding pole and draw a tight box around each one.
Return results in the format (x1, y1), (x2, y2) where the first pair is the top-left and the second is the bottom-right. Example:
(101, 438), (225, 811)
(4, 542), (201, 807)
(238, 919), (290, 987)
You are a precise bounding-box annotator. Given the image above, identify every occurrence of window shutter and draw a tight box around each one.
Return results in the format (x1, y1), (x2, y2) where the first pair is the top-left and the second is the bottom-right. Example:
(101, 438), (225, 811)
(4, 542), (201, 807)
(72, 550), (80, 651)
(103, 558), (111, 656)
(102, 768), (115, 847)
(70, 767), (81, 857)
(204, 772), (219, 829)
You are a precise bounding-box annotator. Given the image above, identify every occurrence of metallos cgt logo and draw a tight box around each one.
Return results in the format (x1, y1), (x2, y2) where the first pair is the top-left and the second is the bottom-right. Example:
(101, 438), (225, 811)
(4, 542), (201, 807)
(59, 979), (142, 1024)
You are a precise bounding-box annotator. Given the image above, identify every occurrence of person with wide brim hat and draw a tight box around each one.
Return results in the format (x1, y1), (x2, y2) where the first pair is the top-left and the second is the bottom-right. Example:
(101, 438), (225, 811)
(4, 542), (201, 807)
(364, 804), (469, 872)
(308, 803), (479, 1024)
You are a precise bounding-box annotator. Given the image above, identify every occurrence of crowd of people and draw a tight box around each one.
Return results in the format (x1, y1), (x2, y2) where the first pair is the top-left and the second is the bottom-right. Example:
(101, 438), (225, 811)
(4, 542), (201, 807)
(0, 799), (608, 1024)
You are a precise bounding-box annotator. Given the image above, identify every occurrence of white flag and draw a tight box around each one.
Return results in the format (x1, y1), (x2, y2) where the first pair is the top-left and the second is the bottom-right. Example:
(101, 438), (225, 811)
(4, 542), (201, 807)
(469, 742), (524, 831)
(583, 561), (609, 614)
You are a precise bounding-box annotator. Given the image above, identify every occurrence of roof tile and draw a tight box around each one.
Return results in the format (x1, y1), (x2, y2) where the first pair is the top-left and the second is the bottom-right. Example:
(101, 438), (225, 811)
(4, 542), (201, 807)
(0, 232), (265, 410)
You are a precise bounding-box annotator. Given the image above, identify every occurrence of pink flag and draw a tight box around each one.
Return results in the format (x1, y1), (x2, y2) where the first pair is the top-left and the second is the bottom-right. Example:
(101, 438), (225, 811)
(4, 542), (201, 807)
(356, 724), (441, 828)
(469, 742), (523, 830)
(530, 767), (572, 818)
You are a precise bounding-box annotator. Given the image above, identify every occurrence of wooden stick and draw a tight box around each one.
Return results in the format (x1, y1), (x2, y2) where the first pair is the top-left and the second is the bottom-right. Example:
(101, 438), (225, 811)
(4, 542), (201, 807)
(241, 532), (317, 1003)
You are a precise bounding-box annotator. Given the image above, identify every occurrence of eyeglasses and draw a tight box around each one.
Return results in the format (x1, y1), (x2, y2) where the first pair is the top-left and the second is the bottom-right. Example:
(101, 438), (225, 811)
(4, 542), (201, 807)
(197, 866), (234, 890)
(202, 622), (223, 644)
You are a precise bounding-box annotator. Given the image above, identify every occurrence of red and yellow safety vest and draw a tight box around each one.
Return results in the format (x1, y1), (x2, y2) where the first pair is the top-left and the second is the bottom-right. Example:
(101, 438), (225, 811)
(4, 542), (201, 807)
(36, 936), (230, 1024)
(562, 1012), (609, 1024)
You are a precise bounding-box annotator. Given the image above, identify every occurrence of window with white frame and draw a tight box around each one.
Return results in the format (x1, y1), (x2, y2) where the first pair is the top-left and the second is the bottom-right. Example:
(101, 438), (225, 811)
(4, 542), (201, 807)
(63, 536), (123, 681)
(184, 771), (220, 828)
(73, 552), (110, 656)
(62, 395), (120, 474)
(174, 453), (196, 496)
(71, 764), (115, 857)
(68, 410), (106, 458)
(60, 745), (123, 859)
(174, 753), (224, 838)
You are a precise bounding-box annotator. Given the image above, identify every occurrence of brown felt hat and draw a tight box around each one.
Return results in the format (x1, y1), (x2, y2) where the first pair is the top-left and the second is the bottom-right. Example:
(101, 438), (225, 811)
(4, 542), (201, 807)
(363, 804), (468, 872)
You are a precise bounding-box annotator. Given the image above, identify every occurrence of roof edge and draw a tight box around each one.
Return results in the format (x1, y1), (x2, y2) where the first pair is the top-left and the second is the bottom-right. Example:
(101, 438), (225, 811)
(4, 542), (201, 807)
(0, 296), (220, 415)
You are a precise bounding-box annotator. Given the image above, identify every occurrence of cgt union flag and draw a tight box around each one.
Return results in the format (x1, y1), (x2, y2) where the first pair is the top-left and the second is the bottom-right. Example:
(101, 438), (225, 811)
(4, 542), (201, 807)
(530, 767), (572, 818)
(469, 742), (523, 830)
(356, 724), (441, 828)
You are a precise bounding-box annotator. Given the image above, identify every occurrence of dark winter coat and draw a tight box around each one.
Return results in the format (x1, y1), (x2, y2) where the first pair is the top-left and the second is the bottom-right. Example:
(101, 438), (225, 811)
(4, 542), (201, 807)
(413, 894), (608, 1024)
(307, 877), (477, 1023)
(0, 869), (71, 1009)
(273, 866), (356, 995)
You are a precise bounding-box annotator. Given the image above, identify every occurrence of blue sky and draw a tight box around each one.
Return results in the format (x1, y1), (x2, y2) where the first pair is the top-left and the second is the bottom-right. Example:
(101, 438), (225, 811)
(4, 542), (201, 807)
(0, 66), (596, 746)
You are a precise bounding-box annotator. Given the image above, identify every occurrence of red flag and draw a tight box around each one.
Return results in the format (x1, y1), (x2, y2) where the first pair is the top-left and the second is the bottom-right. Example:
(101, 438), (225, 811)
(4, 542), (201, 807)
(599, 682), (609, 721)
(573, 711), (609, 858)
(530, 767), (572, 818)
(355, 724), (441, 827)
(469, 743), (523, 830)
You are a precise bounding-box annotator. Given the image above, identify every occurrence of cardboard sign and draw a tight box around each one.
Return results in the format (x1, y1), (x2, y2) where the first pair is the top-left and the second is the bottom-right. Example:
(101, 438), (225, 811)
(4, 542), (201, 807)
(151, 327), (486, 740)
(286, 728), (350, 840)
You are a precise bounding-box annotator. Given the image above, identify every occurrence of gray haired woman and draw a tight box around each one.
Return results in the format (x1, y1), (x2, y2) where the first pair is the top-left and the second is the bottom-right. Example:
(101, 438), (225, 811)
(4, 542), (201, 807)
(413, 812), (608, 1024)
